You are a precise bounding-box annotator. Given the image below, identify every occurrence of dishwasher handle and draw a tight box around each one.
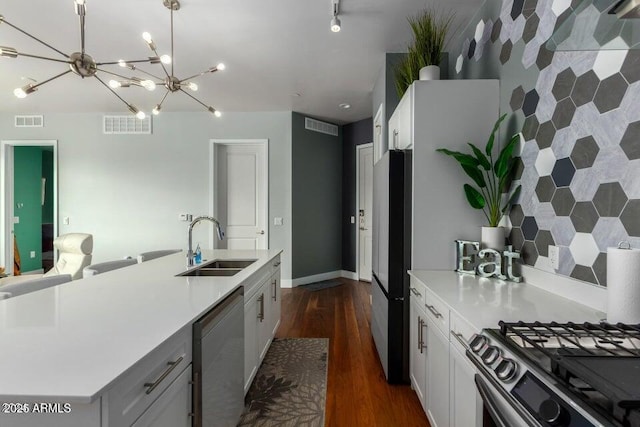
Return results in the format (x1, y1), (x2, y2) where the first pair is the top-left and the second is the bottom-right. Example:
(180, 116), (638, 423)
(195, 287), (244, 336)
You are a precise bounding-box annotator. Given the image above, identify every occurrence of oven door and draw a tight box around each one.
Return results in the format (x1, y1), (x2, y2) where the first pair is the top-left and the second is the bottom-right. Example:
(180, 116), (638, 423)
(475, 373), (539, 427)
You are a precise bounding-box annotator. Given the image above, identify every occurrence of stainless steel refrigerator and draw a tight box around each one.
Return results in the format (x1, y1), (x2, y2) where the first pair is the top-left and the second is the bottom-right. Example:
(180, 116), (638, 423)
(371, 149), (412, 384)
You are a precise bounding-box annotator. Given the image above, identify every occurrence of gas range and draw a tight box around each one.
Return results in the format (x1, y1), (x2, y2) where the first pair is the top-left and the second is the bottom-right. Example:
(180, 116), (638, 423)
(465, 321), (640, 427)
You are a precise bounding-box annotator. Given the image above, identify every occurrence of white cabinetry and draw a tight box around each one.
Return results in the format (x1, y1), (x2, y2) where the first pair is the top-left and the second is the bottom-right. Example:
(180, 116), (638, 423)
(131, 365), (192, 427)
(409, 276), (482, 427)
(244, 256), (282, 394)
(388, 89), (413, 150)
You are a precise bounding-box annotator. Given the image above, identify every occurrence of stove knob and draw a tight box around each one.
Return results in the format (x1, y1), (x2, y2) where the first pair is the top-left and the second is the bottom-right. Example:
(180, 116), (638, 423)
(481, 346), (501, 365)
(494, 358), (518, 382)
(539, 399), (566, 425)
(469, 334), (488, 354)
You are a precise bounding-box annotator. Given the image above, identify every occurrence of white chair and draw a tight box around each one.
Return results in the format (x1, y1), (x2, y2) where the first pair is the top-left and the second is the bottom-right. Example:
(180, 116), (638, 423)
(0, 274), (72, 299)
(137, 249), (182, 263)
(0, 233), (92, 286)
(83, 259), (137, 277)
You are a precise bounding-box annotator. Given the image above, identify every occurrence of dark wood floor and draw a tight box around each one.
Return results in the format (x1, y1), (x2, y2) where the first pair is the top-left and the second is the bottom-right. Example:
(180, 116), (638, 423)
(276, 279), (430, 427)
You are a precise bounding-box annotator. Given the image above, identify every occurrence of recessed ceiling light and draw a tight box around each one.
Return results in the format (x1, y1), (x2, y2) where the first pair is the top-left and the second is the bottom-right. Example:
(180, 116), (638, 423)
(339, 103), (351, 109)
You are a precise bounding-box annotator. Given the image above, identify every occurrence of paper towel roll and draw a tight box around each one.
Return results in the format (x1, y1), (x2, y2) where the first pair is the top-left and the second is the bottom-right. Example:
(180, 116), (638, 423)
(607, 246), (640, 324)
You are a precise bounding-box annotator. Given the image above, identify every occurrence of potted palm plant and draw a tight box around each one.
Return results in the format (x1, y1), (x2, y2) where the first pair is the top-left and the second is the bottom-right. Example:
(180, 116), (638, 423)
(436, 114), (522, 250)
(395, 8), (454, 98)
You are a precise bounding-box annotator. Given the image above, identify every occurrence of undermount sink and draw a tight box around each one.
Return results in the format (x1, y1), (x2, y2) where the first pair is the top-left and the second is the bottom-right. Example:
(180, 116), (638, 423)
(180, 268), (242, 277)
(202, 259), (257, 269)
(177, 259), (257, 277)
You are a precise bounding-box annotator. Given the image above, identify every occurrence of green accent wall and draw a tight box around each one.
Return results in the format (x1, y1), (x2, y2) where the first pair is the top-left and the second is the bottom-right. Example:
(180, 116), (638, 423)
(14, 146), (43, 272)
(291, 112), (343, 279)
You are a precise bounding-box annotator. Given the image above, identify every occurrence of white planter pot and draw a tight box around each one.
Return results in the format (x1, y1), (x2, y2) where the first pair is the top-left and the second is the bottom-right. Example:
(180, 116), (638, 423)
(481, 226), (505, 251)
(419, 65), (440, 80)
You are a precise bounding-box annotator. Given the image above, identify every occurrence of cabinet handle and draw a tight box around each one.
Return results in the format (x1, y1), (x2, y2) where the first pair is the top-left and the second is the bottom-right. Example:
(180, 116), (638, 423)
(418, 317), (427, 353)
(451, 331), (470, 349)
(426, 304), (443, 319)
(144, 356), (184, 395)
(393, 129), (399, 149)
(272, 279), (277, 301)
(258, 293), (265, 322)
(410, 287), (422, 297)
(273, 261), (281, 268)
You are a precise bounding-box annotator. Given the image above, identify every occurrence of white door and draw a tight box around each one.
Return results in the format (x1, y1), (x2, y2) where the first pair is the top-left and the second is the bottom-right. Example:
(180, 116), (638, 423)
(215, 143), (267, 250)
(358, 144), (373, 281)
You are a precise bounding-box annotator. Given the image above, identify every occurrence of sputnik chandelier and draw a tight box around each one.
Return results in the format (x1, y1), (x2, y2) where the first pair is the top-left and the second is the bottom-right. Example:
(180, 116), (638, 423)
(0, 0), (160, 119)
(108, 0), (224, 117)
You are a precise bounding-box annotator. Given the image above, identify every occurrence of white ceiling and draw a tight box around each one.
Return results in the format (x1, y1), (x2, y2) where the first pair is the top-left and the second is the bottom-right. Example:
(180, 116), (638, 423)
(0, 0), (482, 124)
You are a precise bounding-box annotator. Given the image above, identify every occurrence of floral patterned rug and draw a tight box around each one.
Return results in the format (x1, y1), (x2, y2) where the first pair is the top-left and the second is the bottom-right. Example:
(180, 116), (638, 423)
(238, 338), (329, 427)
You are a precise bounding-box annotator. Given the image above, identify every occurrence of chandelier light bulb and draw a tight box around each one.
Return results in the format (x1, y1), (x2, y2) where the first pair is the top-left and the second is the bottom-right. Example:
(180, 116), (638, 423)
(13, 87), (27, 98)
(152, 105), (161, 115)
(141, 80), (156, 91)
(136, 110), (146, 120)
(109, 79), (121, 88)
(118, 59), (127, 67)
(216, 63), (225, 71)
(214, 110), (222, 117)
(142, 32), (153, 44)
(188, 82), (198, 91)
(331, 16), (341, 32)
(160, 54), (172, 64)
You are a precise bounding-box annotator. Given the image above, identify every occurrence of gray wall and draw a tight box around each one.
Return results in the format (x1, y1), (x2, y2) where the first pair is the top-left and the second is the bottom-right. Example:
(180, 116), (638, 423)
(0, 111), (294, 281)
(341, 118), (373, 273)
(449, 0), (640, 287)
(291, 112), (343, 279)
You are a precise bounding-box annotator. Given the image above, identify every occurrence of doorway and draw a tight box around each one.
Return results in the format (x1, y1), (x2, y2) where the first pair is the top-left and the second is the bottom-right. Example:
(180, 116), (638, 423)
(357, 143), (373, 282)
(210, 139), (268, 250)
(1, 140), (58, 276)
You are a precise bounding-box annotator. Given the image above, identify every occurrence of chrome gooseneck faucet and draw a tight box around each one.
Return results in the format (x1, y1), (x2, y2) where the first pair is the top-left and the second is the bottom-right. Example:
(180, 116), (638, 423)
(187, 216), (225, 267)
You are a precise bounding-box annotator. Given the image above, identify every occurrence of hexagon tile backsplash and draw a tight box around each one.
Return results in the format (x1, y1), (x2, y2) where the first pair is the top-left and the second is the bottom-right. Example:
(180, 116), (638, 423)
(450, 0), (640, 287)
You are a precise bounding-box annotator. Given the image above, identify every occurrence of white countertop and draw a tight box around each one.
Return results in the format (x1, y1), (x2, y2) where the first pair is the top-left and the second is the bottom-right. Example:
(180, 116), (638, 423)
(408, 270), (604, 331)
(0, 249), (281, 402)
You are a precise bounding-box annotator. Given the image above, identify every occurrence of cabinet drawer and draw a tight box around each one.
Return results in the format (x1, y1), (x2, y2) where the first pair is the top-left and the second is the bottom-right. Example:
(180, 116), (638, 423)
(105, 325), (192, 427)
(423, 287), (449, 336)
(449, 311), (479, 355)
(409, 277), (426, 307)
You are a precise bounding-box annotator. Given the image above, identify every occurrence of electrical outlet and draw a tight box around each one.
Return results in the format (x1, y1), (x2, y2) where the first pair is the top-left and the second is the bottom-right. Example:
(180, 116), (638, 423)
(350, 216), (355, 224)
(549, 245), (560, 270)
(30, 251), (36, 258)
(179, 213), (192, 222)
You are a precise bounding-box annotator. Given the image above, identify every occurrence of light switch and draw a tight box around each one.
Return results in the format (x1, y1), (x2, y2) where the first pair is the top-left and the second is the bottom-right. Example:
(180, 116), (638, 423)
(13, 216), (19, 224)
(30, 251), (36, 259)
(549, 245), (559, 270)
(63, 216), (70, 225)
(350, 216), (355, 224)
(179, 213), (192, 222)
(274, 217), (283, 226)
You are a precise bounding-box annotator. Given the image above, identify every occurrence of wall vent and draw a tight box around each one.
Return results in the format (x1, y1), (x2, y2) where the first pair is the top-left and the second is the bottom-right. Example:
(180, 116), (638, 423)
(305, 117), (339, 136)
(14, 115), (43, 128)
(103, 115), (152, 134)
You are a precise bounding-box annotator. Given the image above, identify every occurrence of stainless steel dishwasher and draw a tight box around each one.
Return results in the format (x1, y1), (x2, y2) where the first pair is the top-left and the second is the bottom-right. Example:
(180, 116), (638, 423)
(192, 287), (244, 427)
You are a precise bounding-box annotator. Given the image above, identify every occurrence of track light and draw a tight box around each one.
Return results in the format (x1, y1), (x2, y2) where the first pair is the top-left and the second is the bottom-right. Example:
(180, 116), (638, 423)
(331, 0), (341, 32)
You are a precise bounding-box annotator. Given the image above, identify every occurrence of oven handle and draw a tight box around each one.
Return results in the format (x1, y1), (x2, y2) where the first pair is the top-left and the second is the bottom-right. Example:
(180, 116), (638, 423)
(475, 374), (512, 427)
(466, 349), (541, 427)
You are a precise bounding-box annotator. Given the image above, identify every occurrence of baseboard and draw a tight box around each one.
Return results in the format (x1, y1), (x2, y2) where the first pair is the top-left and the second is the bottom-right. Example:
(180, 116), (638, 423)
(290, 271), (342, 287)
(21, 269), (44, 275)
(340, 270), (358, 281)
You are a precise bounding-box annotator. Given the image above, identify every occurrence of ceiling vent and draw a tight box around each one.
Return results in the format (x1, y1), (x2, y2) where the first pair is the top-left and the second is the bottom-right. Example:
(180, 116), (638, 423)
(14, 115), (43, 128)
(305, 117), (339, 137)
(103, 115), (152, 135)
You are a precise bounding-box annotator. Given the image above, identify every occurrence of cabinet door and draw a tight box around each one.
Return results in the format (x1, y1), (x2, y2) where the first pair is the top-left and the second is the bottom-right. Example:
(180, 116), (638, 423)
(257, 283), (272, 361)
(269, 270), (281, 336)
(450, 345), (482, 427)
(425, 317), (450, 427)
(409, 297), (428, 410)
(244, 291), (260, 394)
(388, 112), (400, 150)
(131, 365), (192, 427)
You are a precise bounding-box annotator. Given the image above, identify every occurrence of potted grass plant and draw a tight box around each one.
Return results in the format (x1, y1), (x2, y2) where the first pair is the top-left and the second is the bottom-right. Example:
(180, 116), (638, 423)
(395, 8), (455, 98)
(436, 114), (522, 250)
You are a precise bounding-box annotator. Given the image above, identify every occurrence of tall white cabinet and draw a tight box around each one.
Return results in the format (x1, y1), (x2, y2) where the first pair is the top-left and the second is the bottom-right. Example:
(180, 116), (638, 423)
(388, 80), (499, 426)
(387, 80), (500, 270)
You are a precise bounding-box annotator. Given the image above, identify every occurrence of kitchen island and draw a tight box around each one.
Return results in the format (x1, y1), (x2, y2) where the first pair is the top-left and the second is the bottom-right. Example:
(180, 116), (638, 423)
(0, 249), (282, 427)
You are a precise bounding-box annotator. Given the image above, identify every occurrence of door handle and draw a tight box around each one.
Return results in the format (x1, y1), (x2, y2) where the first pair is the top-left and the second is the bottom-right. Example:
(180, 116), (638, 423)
(257, 230), (265, 235)
(272, 279), (277, 301)
(418, 317), (427, 353)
